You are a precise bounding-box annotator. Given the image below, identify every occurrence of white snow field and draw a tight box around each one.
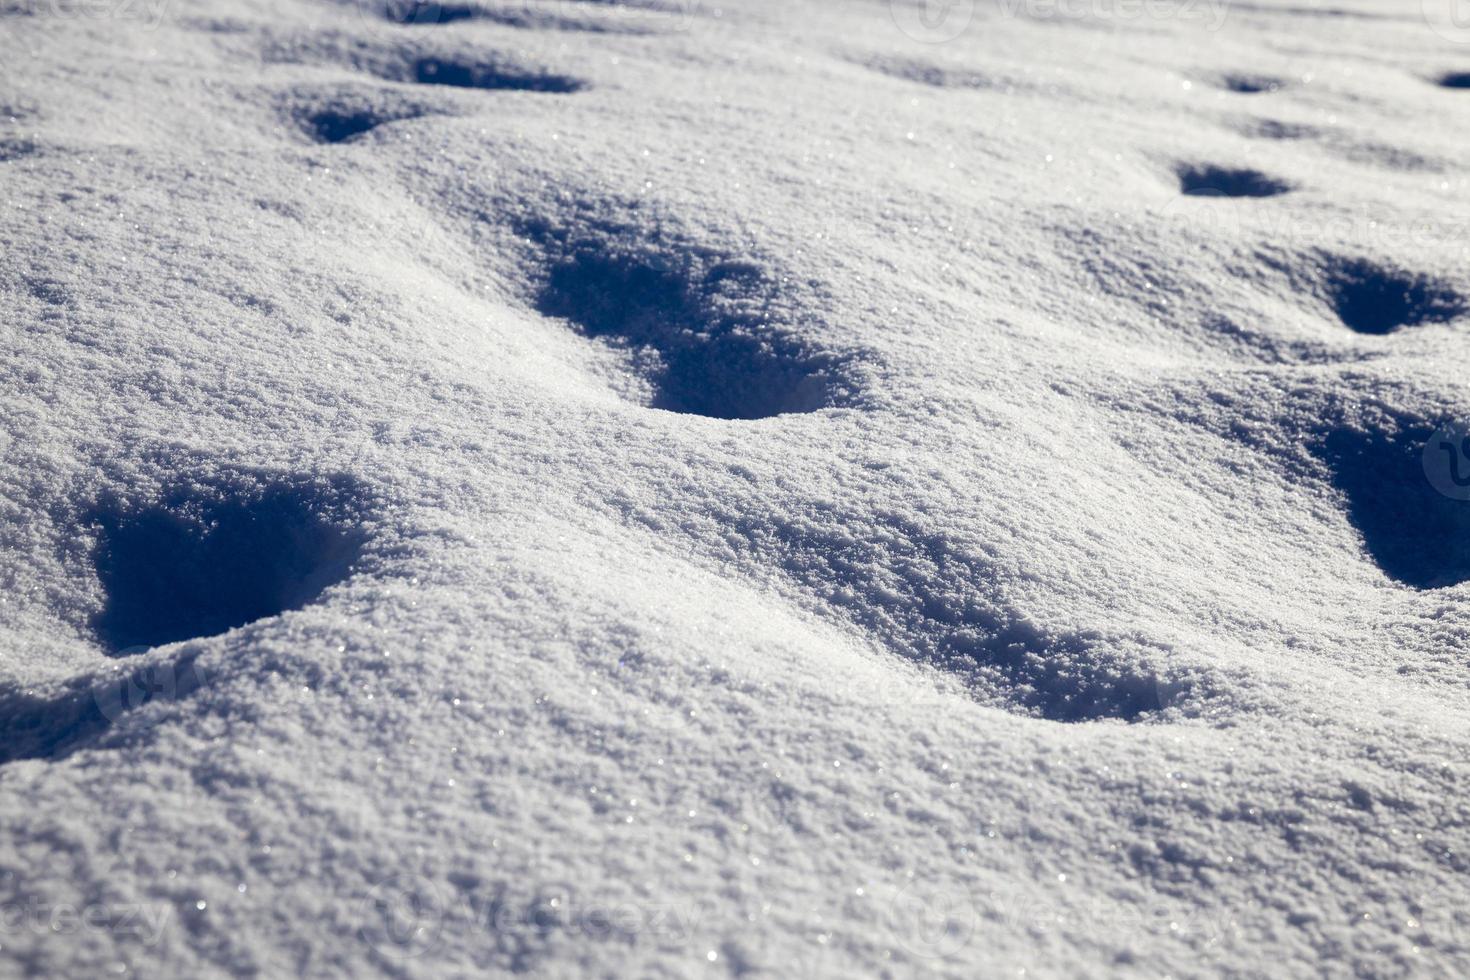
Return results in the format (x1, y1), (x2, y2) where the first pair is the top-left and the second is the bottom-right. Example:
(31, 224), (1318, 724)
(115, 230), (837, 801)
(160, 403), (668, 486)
(4, 0), (1470, 974)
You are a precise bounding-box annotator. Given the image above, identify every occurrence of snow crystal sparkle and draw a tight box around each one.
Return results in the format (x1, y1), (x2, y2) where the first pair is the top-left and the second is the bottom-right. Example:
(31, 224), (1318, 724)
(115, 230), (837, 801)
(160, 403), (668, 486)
(4, 0), (1470, 977)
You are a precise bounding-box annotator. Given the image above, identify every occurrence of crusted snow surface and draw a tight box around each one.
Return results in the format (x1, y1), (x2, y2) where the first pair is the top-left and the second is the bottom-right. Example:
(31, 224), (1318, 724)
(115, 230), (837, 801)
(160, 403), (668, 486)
(4, 0), (1470, 975)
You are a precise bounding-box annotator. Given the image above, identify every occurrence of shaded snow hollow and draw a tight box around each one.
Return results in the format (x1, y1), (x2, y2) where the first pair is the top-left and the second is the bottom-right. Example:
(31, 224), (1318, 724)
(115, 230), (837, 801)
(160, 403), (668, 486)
(4, 0), (1470, 976)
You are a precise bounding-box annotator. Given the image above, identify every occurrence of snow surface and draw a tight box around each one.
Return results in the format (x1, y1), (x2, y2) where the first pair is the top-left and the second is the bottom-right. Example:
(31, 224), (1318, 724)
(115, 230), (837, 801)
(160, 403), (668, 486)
(4, 0), (1470, 975)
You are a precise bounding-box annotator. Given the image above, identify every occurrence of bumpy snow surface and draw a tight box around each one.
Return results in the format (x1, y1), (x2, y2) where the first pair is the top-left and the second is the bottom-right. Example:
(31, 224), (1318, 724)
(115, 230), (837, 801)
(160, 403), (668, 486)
(4, 0), (1470, 975)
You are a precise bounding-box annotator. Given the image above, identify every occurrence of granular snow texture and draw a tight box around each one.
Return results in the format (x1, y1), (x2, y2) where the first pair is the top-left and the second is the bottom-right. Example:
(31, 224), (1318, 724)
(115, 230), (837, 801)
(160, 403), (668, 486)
(4, 0), (1470, 976)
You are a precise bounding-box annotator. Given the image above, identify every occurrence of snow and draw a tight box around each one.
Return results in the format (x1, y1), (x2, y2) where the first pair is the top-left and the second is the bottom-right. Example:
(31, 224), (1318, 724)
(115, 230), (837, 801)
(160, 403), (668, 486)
(4, 0), (1470, 974)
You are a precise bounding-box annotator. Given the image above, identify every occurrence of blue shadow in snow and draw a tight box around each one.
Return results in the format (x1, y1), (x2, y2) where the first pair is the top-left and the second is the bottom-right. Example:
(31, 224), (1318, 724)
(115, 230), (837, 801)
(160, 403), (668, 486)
(537, 250), (839, 420)
(89, 482), (365, 655)
(306, 108), (395, 143)
(1177, 164), (1291, 198)
(1324, 259), (1464, 335)
(0, 651), (206, 766)
(411, 58), (585, 93)
(1320, 424), (1470, 589)
(381, 0), (477, 25)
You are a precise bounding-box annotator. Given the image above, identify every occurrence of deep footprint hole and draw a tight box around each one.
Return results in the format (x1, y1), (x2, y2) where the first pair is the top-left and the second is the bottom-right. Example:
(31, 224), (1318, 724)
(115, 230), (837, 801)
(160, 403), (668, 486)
(1219, 73), (1283, 93)
(374, 0), (662, 32)
(1177, 164), (1291, 198)
(536, 249), (843, 420)
(0, 137), (37, 161)
(1323, 258), (1465, 335)
(1319, 422), (1470, 589)
(1438, 72), (1470, 89)
(89, 479), (367, 654)
(305, 109), (383, 144)
(411, 57), (585, 93)
(303, 107), (417, 143)
(379, 0), (477, 26)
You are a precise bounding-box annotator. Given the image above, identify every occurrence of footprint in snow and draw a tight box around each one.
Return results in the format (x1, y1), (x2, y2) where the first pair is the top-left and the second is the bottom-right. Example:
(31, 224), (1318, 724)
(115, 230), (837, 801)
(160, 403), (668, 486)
(284, 86), (439, 144)
(305, 107), (414, 142)
(855, 54), (1010, 92)
(1319, 420), (1470, 589)
(1320, 257), (1465, 336)
(1216, 73), (1286, 94)
(409, 57), (585, 93)
(367, 0), (662, 33)
(0, 137), (37, 161)
(264, 36), (588, 95)
(1176, 163), (1292, 198)
(87, 476), (369, 654)
(376, 0), (476, 27)
(532, 243), (852, 420)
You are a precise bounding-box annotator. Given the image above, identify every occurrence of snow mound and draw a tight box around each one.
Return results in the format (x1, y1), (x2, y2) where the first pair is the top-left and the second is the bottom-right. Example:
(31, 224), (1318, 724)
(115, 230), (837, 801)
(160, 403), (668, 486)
(6, 0), (1470, 976)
